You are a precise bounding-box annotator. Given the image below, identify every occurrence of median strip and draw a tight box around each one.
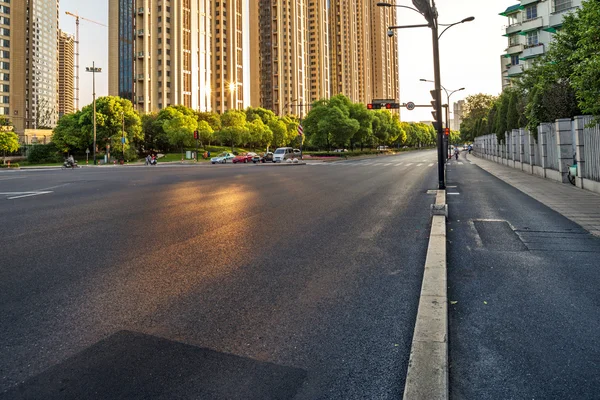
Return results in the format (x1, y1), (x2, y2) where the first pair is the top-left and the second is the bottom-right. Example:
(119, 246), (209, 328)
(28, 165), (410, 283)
(403, 189), (448, 400)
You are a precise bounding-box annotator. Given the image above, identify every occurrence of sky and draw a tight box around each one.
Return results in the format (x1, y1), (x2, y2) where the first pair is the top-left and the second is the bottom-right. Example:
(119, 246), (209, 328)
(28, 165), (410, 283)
(58, 0), (516, 122)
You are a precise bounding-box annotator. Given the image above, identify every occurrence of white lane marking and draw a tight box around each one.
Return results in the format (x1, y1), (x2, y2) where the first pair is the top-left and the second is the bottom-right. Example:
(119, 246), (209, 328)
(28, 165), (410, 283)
(417, 163), (423, 167)
(405, 163), (414, 166)
(4, 191), (53, 199)
(428, 163), (434, 167)
(447, 193), (460, 195)
(447, 185), (457, 188)
(457, 162), (464, 165)
(0, 176), (26, 181)
(395, 163), (404, 166)
(383, 163), (392, 166)
(373, 163), (383, 166)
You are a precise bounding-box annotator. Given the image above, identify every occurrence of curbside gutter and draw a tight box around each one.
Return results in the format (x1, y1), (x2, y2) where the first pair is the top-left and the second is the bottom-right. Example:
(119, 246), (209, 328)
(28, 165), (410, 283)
(403, 190), (448, 400)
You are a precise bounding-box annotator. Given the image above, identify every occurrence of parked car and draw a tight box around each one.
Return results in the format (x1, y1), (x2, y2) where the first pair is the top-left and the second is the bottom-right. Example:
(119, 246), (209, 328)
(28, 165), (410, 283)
(273, 147), (298, 163)
(252, 152), (274, 163)
(333, 149), (348, 152)
(232, 152), (257, 163)
(211, 152), (235, 164)
(376, 145), (389, 151)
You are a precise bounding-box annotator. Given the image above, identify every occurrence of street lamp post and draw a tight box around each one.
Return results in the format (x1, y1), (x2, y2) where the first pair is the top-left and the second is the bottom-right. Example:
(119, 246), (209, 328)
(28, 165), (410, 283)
(378, 1), (473, 189)
(86, 63), (102, 165)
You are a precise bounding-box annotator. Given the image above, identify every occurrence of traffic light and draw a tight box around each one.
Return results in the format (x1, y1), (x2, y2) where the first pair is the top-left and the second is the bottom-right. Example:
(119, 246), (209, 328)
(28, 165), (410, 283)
(367, 103), (383, 110)
(193, 130), (199, 140)
(385, 103), (401, 109)
(430, 89), (441, 130)
(444, 128), (450, 136)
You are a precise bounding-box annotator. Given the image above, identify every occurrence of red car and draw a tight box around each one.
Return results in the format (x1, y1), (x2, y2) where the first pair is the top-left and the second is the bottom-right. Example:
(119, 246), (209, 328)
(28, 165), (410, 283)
(232, 152), (257, 163)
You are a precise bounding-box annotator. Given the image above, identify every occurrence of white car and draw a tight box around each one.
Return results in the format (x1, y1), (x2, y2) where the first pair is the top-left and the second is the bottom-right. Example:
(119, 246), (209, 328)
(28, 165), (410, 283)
(273, 147), (300, 163)
(211, 152), (235, 164)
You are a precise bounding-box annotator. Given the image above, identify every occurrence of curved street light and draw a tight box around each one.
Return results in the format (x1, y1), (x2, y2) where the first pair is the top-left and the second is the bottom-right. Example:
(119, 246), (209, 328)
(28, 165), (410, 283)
(378, 1), (474, 188)
(439, 16), (475, 38)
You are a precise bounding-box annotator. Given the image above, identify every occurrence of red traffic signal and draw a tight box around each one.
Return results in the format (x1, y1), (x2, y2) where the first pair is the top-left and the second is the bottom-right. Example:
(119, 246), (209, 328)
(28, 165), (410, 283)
(444, 128), (450, 136)
(367, 103), (373, 110)
(193, 130), (199, 140)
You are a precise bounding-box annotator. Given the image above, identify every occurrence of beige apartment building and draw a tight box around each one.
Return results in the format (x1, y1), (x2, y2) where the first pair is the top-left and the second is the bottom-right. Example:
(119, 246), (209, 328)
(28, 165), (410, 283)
(307, 0), (330, 104)
(329, 0), (399, 104)
(8, 0), (60, 134)
(58, 30), (75, 118)
(109, 0), (213, 113)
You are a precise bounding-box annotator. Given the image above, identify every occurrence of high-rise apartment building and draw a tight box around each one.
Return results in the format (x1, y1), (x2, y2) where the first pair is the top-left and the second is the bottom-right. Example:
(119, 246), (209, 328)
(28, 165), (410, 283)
(58, 30), (75, 118)
(251, 0), (310, 117)
(212, 0), (245, 114)
(109, 0), (213, 113)
(9, 0), (60, 133)
(329, 0), (399, 104)
(307, 0), (330, 103)
(500, 0), (582, 89)
(452, 99), (465, 131)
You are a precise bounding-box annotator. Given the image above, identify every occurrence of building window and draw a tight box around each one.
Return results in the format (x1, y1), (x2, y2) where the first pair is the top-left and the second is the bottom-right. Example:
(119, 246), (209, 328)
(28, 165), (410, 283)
(525, 4), (537, 20)
(511, 55), (520, 65)
(526, 30), (539, 46)
(553, 0), (572, 13)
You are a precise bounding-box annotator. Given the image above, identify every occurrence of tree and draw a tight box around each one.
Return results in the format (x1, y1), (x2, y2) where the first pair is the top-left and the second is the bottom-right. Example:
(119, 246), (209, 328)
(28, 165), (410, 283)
(78, 96), (142, 158)
(317, 107), (359, 149)
(219, 110), (248, 152)
(163, 110), (197, 158)
(52, 112), (86, 154)
(349, 102), (374, 150)
(0, 131), (19, 164)
(459, 93), (497, 141)
(372, 111), (391, 146)
(495, 92), (510, 142)
(197, 111), (221, 132)
(268, 119), (288, 149)
(196, 120), (214, 149)
(506, 89), (521, 131)
(247, 118), (272, 150)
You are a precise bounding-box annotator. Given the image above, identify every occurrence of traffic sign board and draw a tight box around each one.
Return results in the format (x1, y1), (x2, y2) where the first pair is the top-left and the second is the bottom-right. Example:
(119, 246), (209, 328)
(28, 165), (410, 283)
(406, 102), (415, 111)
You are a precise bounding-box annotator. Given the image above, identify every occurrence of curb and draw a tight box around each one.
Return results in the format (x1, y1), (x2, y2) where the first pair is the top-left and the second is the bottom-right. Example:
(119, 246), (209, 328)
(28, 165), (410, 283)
(403, 189), (448, 400)
(254, 162), (306, 166)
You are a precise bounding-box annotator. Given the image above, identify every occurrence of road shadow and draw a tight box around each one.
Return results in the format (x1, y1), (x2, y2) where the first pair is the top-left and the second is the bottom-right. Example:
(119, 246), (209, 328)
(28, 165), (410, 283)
(2, 330), (306, 400)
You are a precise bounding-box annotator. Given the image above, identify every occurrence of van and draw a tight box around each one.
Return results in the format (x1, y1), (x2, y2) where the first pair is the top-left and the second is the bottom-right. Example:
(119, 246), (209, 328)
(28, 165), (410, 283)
(376, 145), (389, 151)
(273, 147), (300, 162)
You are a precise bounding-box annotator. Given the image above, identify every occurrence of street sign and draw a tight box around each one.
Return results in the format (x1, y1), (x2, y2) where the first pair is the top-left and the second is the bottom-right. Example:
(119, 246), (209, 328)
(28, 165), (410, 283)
(85, 148), (90, 154)
(121, 137), (126, 144)
(406, 102), (416, 111)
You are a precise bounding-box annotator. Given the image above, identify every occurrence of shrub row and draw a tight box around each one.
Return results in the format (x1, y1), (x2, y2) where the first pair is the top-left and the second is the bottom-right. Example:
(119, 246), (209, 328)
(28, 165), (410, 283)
(0, 163), (19, 168)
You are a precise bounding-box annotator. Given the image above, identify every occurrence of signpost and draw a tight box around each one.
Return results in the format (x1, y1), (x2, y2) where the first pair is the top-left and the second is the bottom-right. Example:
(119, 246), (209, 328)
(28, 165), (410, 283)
(194, 130), (199, 161)
(86, 148), (90, 164)
(406, 101), (416, 110)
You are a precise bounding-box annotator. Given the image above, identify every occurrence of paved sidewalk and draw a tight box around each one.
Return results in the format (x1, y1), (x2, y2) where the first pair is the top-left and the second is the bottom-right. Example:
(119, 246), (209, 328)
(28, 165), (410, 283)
(468, 154), (600, 237)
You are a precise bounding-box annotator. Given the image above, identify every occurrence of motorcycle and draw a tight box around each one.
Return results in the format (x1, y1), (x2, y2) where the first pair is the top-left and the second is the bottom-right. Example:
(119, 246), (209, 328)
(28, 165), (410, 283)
(62, 160), (79, 169)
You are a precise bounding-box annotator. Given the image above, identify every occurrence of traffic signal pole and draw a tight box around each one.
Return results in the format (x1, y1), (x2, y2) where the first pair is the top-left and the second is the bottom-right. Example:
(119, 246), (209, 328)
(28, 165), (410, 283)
(431, 2), (445, 190)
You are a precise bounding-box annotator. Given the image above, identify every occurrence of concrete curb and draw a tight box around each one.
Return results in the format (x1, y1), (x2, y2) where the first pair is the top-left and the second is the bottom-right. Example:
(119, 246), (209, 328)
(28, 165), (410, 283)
(403, 190), (448, 400)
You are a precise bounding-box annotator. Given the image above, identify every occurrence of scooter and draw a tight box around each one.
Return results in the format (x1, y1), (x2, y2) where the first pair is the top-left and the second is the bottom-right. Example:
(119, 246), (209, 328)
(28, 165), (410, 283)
(62, 160), (79, 169)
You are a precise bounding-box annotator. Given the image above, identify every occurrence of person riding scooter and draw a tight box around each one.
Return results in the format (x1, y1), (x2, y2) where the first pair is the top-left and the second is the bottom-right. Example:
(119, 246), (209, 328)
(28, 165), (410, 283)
(64, 155), (77, 168)
(454, 147), (460, 160)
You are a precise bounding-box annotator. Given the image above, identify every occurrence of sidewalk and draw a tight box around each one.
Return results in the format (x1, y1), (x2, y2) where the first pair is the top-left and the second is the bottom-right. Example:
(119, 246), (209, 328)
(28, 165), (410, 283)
(469, 154), (600, 237)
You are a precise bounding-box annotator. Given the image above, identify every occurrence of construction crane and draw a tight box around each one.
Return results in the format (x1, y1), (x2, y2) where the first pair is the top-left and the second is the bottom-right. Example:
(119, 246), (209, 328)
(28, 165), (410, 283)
(65, 11), (108, 110)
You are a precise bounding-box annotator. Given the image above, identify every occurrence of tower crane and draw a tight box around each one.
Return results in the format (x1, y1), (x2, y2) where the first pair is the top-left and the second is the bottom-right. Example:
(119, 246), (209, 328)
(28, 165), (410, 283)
(64, 11), (108, 110)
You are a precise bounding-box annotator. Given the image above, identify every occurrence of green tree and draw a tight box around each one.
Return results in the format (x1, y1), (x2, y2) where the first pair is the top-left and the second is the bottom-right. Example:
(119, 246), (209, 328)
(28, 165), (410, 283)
(78, 96), (142, 157)
(196, 120), (214, 149)
(318, 106), (359, 149)
(268, 118), (288, 149)
(197, 111), (221, 132)
(0, 131), (19, 164)
(163, 110), (197, 158)
(247, 118), (273, 150)
(52, 112), (86, 153)
(495, 92), (510, 142)
(349, 102), (374, 150)
(219, 109), (248, 152)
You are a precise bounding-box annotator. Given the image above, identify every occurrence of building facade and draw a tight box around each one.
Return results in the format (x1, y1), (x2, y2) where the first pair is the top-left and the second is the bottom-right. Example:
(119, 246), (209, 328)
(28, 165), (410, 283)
(452, 99), (465, 131)
(329, 0), (399, 104)
(109, 0), (213, 113)
(500, 0), (582, 89)
(58, 30), (75, 118)
(9, 0), (60, 133)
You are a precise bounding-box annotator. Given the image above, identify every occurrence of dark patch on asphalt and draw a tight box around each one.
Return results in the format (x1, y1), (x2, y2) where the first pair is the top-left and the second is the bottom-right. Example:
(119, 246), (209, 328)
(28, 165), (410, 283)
(472, 220), (527, 252)
(1, 331), (307, 400)
(516, 230), (600, 252)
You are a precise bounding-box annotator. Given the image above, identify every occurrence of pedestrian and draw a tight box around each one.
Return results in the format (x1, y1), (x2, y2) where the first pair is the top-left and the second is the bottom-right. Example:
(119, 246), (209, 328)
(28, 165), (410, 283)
(207, 151), (211, 158)
(203, 151), (208, 160)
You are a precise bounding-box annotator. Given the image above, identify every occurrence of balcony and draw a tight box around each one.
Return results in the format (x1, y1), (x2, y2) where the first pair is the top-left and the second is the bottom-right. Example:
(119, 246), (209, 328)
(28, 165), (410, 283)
(137, 52), (145, 58)
(507, 64), (524, 77)
(137, 73), (148, 80)
(520, 16), (543, 34)
(520, 0), (540, 5)
(520, 43), (545, 60)
(506, 43), (524, 55)
(137, 29), (145, 36)
(505, 23), (522, 36)
(137, 7), (145, 14)
(137, 96), (145, 103)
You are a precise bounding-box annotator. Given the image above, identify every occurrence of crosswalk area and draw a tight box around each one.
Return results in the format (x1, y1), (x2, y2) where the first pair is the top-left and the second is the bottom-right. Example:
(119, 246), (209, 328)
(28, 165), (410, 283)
(306, 158), (473, 168)
(308, 159), (437, 168)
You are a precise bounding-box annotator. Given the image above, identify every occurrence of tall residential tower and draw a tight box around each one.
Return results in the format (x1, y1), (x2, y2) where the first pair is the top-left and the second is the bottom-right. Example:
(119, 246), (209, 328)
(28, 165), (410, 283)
(9, 0), (60, 133)
(58, 30), (75, 118)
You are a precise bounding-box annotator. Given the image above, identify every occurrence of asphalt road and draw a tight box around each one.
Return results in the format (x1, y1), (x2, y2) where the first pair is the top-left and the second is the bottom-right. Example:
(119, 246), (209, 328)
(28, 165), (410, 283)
(0, 150), (438, 399)
(446, 153), (600, 399)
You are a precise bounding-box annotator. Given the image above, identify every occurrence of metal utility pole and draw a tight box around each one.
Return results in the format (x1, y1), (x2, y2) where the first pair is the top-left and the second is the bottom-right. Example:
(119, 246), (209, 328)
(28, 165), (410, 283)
(65, 12), (108, 111)
(122, 112), (125, 161)
(430, 2), (445, 189)
(86, 63), (102, 165)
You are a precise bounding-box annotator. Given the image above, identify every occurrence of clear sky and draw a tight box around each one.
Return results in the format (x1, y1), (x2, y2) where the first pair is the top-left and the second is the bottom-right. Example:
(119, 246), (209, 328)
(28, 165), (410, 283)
(58, 0), (516, 122)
